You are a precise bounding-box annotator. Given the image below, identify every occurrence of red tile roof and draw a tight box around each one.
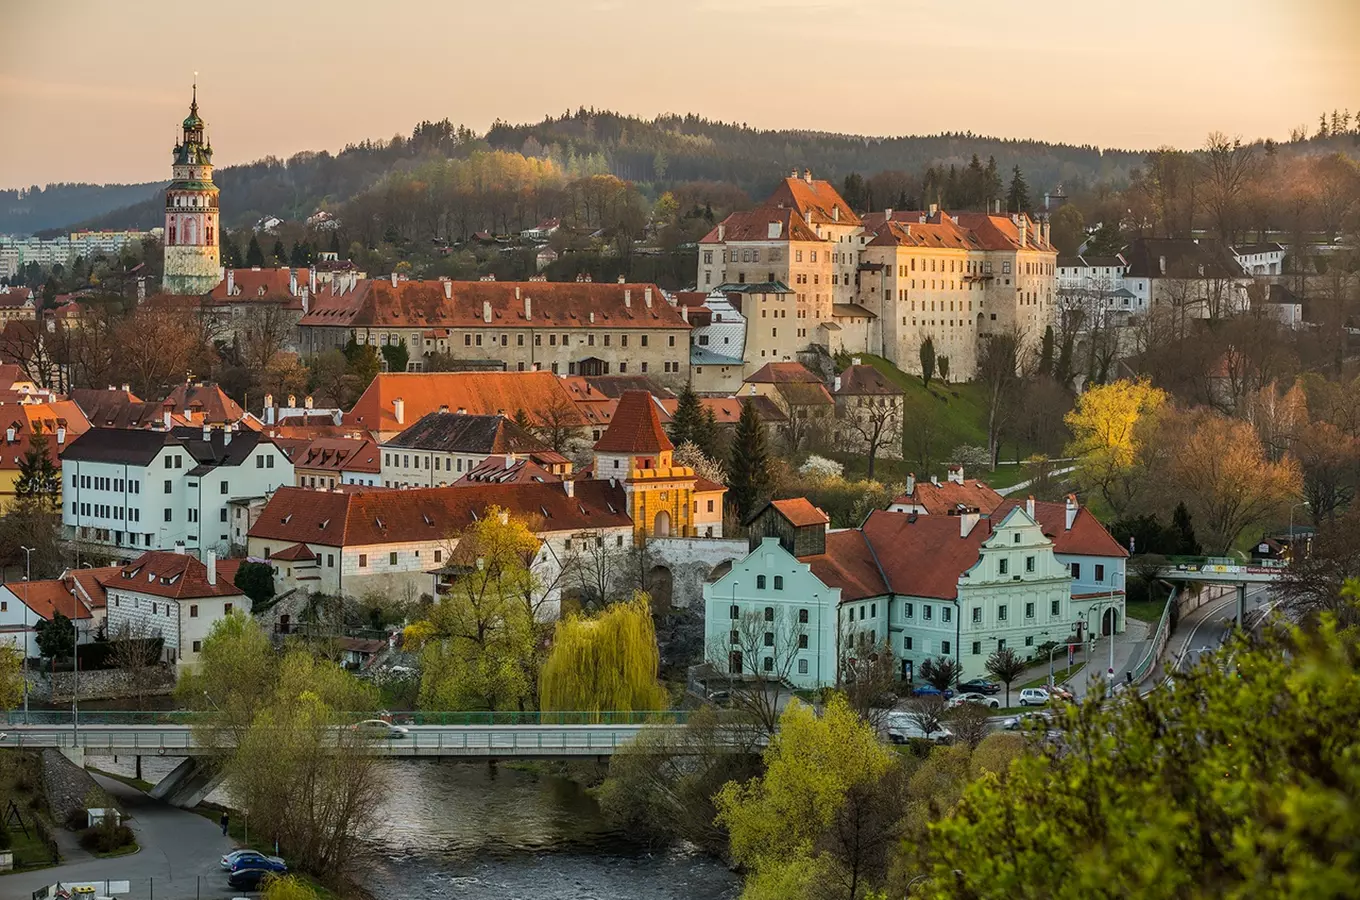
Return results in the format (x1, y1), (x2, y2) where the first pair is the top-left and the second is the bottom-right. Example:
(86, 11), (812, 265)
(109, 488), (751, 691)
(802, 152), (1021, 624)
(992, 498), (1128, 558)
(160, 383), (244, 425)
(107, 551), (244, 600)
(455, 456), (561, 486)
(299, 279), (687, 331)
(952, 212), (1054, 253)
(249, 482), (632, 547)
(67, 566), (121, 611)
(699, 207), (825, 245)
(862, 510), (990, 600)
(893, 477), (1004, 516)
(865, 218), (982, 251)
(744, 362), (822, 384)
(765, 175), (862, 227)
(0, 400), (91, 473)
(833, 365), (902, 396)
(8, 579), (93, 621)
(208, 267), (309, 308)
(284, 436), (380, 474)
(344, 372), (584, 435)
(770, 497), (830, 527)
(801, 530), (888, 602)
(593, 390), (673, 454)
(270, 542), (316, 561)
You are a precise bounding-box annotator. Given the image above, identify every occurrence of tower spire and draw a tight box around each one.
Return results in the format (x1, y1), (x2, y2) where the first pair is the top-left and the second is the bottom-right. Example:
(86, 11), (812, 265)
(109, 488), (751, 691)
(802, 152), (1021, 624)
(191, 71), (198, 115)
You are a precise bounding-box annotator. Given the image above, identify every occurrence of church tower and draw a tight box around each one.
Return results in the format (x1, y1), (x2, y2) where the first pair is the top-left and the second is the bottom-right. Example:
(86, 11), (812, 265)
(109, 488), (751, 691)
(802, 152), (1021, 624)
(162, 82), (221, 295)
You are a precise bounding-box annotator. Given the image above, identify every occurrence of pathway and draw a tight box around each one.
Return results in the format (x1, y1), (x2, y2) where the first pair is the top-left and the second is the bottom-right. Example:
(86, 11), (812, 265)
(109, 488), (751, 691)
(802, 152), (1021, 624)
(1069, 617), (1151, 700)
(2, 772), (242, 900)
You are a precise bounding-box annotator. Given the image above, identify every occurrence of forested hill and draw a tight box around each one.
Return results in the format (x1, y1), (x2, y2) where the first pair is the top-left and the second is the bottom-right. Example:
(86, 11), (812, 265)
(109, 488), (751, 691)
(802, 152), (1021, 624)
(15, 108), (1353, 236)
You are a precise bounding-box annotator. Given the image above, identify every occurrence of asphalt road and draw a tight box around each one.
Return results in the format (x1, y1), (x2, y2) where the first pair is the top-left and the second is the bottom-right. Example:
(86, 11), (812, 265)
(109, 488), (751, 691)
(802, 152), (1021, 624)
(1169, 584), (1272, 674)
(3, 772), (244, 900)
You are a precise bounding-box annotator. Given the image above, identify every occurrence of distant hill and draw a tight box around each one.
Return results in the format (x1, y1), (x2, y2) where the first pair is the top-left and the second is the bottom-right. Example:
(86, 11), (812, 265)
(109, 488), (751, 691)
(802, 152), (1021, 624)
(19, 109), (1358, 237)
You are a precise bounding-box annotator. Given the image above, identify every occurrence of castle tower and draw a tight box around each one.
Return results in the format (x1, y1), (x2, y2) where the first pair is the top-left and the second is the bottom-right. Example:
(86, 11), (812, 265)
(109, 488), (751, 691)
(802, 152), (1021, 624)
(591, 390), (697, 541)
(162, 82), (221, 295)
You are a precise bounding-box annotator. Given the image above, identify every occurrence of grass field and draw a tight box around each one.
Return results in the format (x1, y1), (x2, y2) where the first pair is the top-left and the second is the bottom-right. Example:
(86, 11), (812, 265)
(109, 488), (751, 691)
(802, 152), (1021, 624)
(0, 749), (58, 870)
(1126, 599), (1169, 623)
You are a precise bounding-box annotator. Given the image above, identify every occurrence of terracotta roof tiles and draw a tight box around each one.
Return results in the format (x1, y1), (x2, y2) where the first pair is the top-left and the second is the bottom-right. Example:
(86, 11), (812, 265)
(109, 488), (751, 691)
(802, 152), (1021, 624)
(593, 390), (673, 454)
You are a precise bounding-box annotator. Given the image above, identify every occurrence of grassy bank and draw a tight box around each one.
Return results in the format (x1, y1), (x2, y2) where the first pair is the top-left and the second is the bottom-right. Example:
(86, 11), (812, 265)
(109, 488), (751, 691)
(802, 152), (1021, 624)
(0, 749), (59, 871)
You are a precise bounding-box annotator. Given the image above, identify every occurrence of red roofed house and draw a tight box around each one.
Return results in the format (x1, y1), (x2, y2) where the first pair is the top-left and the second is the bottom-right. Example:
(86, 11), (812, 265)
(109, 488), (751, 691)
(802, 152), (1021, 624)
(103, 549), (247, 668)
(201, 267), (314, 352)
(0, 575), (97, 657)
(705, 493), (1108, 689)
(889, 466), (1004, 517)
(0, 397), (90, 508)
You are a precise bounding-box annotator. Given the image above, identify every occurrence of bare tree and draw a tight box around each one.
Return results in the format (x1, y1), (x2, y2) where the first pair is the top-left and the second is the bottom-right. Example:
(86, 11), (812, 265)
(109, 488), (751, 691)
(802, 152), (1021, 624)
(239, 305), (297, 374)
(977, 329), (1023, 467)
(839, 396), (901, 481)
(708, 607), (807, 738)
(946, 702), (993, 749)
(531, 392), (586, 455)
(1201, 133), (1258, 243)
(903, 695), (948, 740)
(110, 621), (165, 712)
(838, 631), (898, 730)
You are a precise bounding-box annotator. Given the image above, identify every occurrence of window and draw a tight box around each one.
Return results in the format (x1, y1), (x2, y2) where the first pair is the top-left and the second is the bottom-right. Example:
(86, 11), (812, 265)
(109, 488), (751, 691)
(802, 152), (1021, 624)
(1070, 562), (1080, 579)
(1095, 564), (1105, 582)
(763, 632), (774, 647)
(1026, 556), (1035, 573)
(358, 554), (368, 568)
(998, 639), (1007, 650)
(999, 558), (1009, 575)
(164, 479), (172, 493)
(972, 607), (982, 623)
(923, 605), (932, 621)
(798, 634), (808, 649)
(764, 606), (774, 622)
(942, 606), (952, 623)
(1025, 602), (1035, 619)
(327, 554), (335, 567)
(1025, 635), (1034, 647)
(757, 575), (766, 589)
(972, 641), (982, 655)
(1052, 599), (1061, 615)
(730, 604), (739, 620)
(192, 640), (202, 653)
(219, 508), (227, 522)
(998, 605), (1008, 621)
(164, 508), (172, 522)
(257, 456), (264, 468)
(729, 629), (739, 645)
(904, 602), (914, 618)
(1014, 533), (1021, 544)
(762, 656), (774, 673)
(773, 575), (783, 590)
(224, 603), (233, 614)
(220, 480), (228, 495)
(728, 651), (743, 674)
(434, 549), (442, 563)
(904, 636), (913, 651)
(941, 641), (951, 655)
(798, 608), (808, 624)
(189, 604), (199, 618)
(797, 659), (808, 675)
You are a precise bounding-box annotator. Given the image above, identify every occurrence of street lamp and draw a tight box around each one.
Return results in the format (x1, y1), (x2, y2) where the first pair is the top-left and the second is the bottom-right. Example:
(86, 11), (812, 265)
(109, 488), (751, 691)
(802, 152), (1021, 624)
(1288, 500), (1309, 561)
(20, 545), (33, 723)
(71, 587), (79, 746)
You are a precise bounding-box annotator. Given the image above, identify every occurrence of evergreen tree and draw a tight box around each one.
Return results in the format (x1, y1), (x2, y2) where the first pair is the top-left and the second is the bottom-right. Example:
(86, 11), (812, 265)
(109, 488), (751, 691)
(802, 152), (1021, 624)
(1039, 325), (1056, 378)
(984, 155), (1003, 209)
(669, 385), (705, 448)
(15, 425), (60, 509)
(1172, 502), (1202, 556)
(35, 612), (74, 660)
(1055, 329), (1075, 388)
(41, 276), (58, 307)
(271, 239), (287, 266)
(512, 408), (532, 430)
(1007, 166), (1032, 213)
(919, 335), (936, 389)
(1085, 220), (1125, 256)
(841, 173), (867, 212)
(728, 399), (772, 522)
(938, 355), (950, 384)
(223, 238), (243, 268)
(289, 241), (307, 267)
(245, 235), (265, 267)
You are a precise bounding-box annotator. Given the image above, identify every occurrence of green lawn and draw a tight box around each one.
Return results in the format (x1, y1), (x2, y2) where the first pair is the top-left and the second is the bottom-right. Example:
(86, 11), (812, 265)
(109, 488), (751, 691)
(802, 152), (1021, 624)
(0, 749), (58, 870)
(1126, 599), (1169, 624)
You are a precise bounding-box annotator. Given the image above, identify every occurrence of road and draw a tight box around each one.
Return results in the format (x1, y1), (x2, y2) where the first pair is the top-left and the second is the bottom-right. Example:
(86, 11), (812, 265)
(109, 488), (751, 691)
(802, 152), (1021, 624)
(1167, 583), (1272, 675)
(3, 772), (242, 900)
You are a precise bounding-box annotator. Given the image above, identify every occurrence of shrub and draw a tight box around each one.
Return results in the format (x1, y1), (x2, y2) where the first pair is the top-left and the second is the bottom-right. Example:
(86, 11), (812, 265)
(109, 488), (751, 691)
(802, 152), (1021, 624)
(78, 823), (134, 853)
(0, 826), (11, 850)
(64, 807), (88, 831)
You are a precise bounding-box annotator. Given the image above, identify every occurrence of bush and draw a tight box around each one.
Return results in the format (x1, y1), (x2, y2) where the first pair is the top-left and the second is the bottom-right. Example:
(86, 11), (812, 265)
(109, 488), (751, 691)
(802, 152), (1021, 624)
(78, 823), (134, 853)
(64, 807), (88, 831)
(0, 826), (11, 850)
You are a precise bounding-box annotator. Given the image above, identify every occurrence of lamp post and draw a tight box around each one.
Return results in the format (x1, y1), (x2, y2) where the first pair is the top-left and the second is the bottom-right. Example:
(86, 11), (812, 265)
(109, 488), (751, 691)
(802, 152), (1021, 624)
(20, 545), (33, 723)
(71, 588), (79, 746)
(1288, 500), (1309, 561)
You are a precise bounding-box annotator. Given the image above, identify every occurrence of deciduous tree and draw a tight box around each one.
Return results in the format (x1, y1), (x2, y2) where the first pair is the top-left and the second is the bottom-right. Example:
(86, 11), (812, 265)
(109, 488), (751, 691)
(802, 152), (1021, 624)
(984, 647), (1026, 707)
(539, 592), (667, 717)
(1065, 378), (1167, 515)
(918, 336), (936, 389)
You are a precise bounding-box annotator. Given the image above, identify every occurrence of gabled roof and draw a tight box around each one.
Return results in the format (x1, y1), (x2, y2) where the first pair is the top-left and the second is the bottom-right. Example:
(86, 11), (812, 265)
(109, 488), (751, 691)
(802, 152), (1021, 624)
(383, 413), (547, 455)
(775, 382), (834, 408)
(61, 427), (177, 465)
(67, 566), (121, 610)
(801, 530), (888, 602)
(893, 476), (1004, 516)
(833, 364), (901, 396)
(160, 383), (244, 425)
(952, 212), (1055, 253)
(865, 218), (982, 251)
(862, 509), (990, 600)
(765, 174), (861, 227)
(0, 399), (90, 472)
(769, 497), (830, 527)
(1122, 238), (1246, 280)
(992, 498), (1127, 558)
(593, 391), (673, 454)
(249, 482), (632, 546)
(744, 362), (821, 384)
(270, 542), (316, 561)
(71, 388), (184, 430)
(108, 551), (245, 601)
(344, 372), (584, 434)
(455, 456), (561, 486)
(5, 579), (93, 621)
(699, 208), (826, 245)
(208, 267), (308, 308)
(281, 436), (380, 473)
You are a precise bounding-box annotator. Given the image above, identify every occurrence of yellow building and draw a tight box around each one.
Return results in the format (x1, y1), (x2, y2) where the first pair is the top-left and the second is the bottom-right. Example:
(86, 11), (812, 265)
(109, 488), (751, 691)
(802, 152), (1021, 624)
(591, 390), (706, 541)
(0, 398), (90, 509)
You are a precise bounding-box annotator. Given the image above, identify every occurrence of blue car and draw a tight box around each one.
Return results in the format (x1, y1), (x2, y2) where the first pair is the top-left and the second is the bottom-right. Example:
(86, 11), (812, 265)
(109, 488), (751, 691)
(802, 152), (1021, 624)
(230, 853), (287, 874)
(228, 866), (283, 890)
(911, 684), (954, 699)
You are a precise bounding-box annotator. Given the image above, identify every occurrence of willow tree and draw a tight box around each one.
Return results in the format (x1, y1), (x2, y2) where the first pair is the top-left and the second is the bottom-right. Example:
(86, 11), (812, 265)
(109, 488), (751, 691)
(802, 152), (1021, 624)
(539, 592), (667, 717)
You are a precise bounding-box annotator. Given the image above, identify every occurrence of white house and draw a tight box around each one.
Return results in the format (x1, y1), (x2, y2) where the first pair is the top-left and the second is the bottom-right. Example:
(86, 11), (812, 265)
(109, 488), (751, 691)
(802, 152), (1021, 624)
(1232, 242), (1287, 276)
(61, 426), (294, 557)
(103, 549), (247, 667)
(379, 412), (551, 488)
(0, 577), (97, 657)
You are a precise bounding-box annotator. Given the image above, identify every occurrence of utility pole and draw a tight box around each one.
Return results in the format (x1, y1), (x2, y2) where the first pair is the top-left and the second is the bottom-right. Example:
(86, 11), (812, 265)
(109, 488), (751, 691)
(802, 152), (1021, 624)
(20, 545), (34, 724)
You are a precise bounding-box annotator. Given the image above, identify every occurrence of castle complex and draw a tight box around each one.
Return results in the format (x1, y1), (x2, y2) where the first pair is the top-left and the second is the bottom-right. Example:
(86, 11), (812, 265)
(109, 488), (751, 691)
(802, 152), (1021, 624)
(161, 84), (222, 295)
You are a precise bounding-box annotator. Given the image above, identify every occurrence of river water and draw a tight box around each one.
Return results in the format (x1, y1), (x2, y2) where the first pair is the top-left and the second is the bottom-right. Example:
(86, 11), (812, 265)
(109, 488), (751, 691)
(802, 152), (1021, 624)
(88, 755), (740, 900)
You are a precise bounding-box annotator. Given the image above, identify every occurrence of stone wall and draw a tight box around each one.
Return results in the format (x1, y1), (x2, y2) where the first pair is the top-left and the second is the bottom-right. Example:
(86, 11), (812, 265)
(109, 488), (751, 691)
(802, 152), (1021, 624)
(46, 666), (176, 703)
(39, 748), (110, 821)
(648, 537), (746, 609)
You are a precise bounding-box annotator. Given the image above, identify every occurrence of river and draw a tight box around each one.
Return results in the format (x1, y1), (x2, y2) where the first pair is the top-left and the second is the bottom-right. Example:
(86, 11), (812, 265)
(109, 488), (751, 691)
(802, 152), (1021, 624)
(87, 755), (740, 900)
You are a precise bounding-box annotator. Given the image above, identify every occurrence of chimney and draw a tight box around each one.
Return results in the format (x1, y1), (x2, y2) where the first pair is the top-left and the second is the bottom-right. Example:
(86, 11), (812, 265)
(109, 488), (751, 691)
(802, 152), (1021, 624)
(505, 455), (514, 469)
(224, 428), (231, 445)
(617, 275), (625, 283)
(309, 267), (316, 295)
(589, 311), (595, 323)
(995, 199), (1002, 215)
(803, 168), (812, 184)
(1042, 221), (1051, 247)
(482, 300), (492, 323)
(163, 408), (171, 429)
(515, 286), (521, 300)
(390, 272), (398, 287)
(203, 549), (217, 586)
(394, 397), (405, 425)
(1026, 495), (1036, 518)
(644, 287), (653, 307)
(833, 375), (842, 391)
(439, 404), (449, 413)
(717, 223), (725, 242)
(884, 207), (893, 221)
(960, 510), (980, 538)
(264, 393), (275, 425)
(121, 383), (130, 393)
(929, 203), (938, 217)
(680, 306), (688, 323)
(832, 206), (839, 222)
(203, 423), (211, 442)
(852, 356), (861, 365)
(624, 289), (632, 308)
(56, 425), (66, 444)
(1159, 255), (1167, 275)
(1065, 494), (1078, 530)
(948, 464), (964, 485)
(226, 269), (235, 296)
(804, 209), (812, 226)
(443, 280), (452, 299)
(524, 295), (532, 319)
(289, 268), (298, 296)
(287, 394), (296, 408)
(564, 478), (574, 498)
(906, 472), (915, 496)
(301, 288), (309, 314)
(305, 395), (314, 410)
(1018, 218), (1027, 248)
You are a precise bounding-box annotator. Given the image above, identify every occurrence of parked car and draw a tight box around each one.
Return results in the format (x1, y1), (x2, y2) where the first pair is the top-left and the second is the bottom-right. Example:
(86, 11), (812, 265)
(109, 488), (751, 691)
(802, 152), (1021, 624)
(948, 692), (1001, 710)
(1048, 684), (1075, 702)
(351, 719), (410, 739)
(958, 679), (1001, 695)
(221, 849), (284, 870)
(230, 854), (287, 874)
(228, 867), (283, 891)
(885, 712), (953, 744)
(1018, 688), (1051, 706)
(1003, 711), (1052, 731)
(910, 684), (954, 699)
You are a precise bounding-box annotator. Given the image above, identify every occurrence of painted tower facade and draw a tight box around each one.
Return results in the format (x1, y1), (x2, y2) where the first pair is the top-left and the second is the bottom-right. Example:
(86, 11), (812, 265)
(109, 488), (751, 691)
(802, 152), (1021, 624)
(162, 85), (221, 295)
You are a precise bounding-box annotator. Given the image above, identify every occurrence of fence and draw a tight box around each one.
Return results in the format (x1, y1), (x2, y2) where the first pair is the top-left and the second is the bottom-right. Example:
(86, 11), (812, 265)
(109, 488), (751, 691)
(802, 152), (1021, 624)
(5, 709), (693, 727)
(29, 876), (261, 900)
(1128, 585), (1177, 684)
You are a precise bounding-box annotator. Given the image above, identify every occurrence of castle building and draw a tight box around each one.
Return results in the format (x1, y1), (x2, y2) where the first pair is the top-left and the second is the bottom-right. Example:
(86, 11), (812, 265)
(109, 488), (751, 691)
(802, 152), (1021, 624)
(162, 84), (222, 296)
(591, 390), (698, 541)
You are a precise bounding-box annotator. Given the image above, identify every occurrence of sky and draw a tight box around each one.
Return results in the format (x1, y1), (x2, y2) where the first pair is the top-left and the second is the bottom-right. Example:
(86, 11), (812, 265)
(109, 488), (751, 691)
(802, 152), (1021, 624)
(2, 0), (1357, 189)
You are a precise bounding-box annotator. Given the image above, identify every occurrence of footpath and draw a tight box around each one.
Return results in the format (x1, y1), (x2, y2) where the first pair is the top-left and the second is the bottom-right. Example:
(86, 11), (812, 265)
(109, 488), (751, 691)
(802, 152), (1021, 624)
(3, 772), (239, 900)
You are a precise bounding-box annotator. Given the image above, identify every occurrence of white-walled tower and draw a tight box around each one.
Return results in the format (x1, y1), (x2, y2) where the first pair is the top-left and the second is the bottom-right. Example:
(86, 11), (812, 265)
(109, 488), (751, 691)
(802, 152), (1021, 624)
(162, 82), (222, 295)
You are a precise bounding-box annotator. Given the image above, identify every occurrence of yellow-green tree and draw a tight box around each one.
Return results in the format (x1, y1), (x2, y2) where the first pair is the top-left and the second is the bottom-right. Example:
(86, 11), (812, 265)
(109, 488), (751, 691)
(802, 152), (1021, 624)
(715, 695), (905, 900)
(261, 875), (320, 900)
(0, 644), (21, 711)
(412, 508), (546, 711)
(1065, 378), (1167, 514)
(915, 584), (1360, 899)
(539, 592), (667, 717)
(177, 611), (278, 742)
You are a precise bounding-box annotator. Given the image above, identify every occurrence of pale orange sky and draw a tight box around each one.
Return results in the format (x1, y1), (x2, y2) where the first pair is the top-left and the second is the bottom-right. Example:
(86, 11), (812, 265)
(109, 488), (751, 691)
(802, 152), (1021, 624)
(2, 0), (1356, 189)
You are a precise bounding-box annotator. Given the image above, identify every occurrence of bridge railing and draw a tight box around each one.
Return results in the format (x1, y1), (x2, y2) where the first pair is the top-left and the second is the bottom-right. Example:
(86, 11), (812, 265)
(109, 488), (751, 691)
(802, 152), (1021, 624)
(1129, 585), (1177, 684)
(4, 709), (694, 727)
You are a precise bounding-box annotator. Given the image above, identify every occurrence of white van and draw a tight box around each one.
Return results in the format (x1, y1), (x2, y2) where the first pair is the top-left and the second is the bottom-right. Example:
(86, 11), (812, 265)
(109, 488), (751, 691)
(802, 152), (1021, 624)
(884, 712), (953, 744)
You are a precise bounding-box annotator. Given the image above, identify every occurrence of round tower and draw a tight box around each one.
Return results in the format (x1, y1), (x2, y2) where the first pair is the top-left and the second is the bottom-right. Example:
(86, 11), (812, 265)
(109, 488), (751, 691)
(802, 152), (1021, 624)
(162, 82), (222, 295)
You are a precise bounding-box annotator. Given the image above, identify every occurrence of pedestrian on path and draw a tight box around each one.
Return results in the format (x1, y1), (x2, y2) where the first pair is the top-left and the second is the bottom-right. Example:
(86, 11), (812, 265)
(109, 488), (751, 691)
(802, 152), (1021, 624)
(220, 811), (229, 836)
